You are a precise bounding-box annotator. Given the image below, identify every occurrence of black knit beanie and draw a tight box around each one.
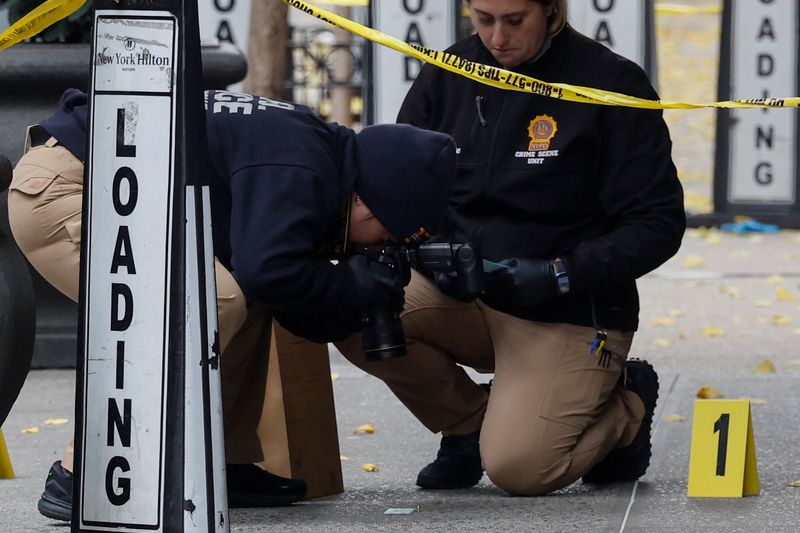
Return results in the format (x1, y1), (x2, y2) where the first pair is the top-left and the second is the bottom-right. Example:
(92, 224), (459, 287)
(354, 124), (455, 243)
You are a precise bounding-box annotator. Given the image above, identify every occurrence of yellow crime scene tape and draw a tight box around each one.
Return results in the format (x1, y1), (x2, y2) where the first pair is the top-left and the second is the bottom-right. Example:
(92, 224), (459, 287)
(287, 0), (797, 110)
(655, 3), (723, 15)
(1, 0), (793, 110)
(0, 0), (86, 51)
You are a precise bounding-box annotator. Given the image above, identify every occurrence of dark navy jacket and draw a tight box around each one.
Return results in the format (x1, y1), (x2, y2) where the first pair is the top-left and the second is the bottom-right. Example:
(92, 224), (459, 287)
(41, 89), (362, 341)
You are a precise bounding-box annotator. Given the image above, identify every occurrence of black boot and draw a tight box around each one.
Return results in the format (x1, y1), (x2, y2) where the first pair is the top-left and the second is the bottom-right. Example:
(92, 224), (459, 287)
(37, 461), (72, 521)
(582, 359), (659, 484)
(416, 431), (483, 489)
(226, 463), (307, 507)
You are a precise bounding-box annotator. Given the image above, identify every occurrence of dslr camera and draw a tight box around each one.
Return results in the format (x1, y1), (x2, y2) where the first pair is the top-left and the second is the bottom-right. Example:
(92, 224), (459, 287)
(354, 242), (484, 361)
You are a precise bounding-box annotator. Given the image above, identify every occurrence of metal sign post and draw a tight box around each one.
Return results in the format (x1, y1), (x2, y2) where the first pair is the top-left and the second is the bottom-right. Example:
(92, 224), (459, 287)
(712, 0), (800, 225)
(367, 1), (458, 125)
(568, 0), (658, 82)
(72, 0), (228, 531)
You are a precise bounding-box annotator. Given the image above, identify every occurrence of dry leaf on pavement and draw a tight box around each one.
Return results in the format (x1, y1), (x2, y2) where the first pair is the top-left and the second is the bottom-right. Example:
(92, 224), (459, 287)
(776, 287), (797, 302)
(665, 414), (687, 422)
(668, 309), (684, 318)
(788, 480), (800, 488)
(702, 324), (725, 337)
(21, 427), (39, 434)
(683, 255), (705, 268)
(754, 359), (776, 374)
(353, 423), (376, 434)
(653, 339), (671, 348)
(772, 315), (792, 326)
(43, 418), (68, 425)
(719, 286), (741, 297)
(755, 299), (773, 308)
(361, 463), (379, 472)
(697, 386), (724, 399)
(766, 274), (785, 284)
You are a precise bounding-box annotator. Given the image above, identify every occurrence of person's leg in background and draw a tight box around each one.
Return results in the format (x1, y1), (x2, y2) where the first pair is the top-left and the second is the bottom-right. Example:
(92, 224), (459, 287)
(335, 270), (493, 489)
(477, 312), (652, 495)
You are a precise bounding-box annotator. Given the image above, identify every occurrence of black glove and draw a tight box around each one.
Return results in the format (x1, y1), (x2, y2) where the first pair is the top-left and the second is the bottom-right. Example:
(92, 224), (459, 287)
(345, 254), (406, 311)
(486, 258), (557, 307)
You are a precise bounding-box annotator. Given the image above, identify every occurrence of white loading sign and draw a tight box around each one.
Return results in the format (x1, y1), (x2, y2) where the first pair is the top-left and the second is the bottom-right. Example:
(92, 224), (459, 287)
(728, 0), (798, 204)
(568, 0), (648, 70)
(80, 12), (178, 530)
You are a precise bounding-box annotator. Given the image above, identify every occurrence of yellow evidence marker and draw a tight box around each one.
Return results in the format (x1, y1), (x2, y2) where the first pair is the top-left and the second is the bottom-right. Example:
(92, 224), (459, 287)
(0, 429), (14, 479)
(687, 399), (759, 497)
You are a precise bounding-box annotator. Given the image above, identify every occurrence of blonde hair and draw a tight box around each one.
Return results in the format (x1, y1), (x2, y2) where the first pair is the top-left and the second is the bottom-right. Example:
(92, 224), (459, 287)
(546, 0), (568, 36)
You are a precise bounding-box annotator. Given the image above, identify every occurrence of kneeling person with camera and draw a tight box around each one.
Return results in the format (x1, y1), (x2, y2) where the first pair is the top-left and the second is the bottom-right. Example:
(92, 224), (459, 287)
(9, 88), (456, 520)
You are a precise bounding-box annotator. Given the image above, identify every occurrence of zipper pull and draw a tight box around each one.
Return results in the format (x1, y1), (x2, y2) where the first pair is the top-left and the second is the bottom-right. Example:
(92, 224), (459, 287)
(475, 96), (487, 127)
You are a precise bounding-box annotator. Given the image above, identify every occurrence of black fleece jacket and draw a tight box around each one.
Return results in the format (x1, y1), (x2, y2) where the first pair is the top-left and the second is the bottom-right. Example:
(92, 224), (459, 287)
(398, 27), (685, 331)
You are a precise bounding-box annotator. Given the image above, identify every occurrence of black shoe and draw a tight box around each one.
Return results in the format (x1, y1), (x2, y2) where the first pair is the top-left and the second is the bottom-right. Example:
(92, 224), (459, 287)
(226, 463), (307, 507)
(37, 461), (72, 521)
(582, 359), (659, 484)
(416, 431), (483, 489)
(36, 460), (306, 519)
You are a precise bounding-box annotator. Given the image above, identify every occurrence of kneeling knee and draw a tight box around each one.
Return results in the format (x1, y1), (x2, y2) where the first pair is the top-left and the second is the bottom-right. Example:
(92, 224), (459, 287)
(484, 452), (571, 496)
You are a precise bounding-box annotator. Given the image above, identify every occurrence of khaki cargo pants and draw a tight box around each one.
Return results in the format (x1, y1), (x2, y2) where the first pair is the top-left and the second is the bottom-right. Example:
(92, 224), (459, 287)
(336, 270), (645, 496)
(8, 139), (268, 468)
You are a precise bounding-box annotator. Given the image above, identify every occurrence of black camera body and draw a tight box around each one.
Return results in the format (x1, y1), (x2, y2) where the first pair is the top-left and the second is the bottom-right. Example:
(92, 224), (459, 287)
(356, 242), (484, 361)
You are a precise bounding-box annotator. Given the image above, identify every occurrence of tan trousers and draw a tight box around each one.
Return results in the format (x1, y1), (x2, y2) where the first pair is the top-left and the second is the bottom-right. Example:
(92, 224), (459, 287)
(8, 140), (266, 468)
(336, 270), (645, 496)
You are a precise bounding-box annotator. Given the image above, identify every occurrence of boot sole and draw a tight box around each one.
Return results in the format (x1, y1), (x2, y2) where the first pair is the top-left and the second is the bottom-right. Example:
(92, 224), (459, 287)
(37, 493), (72, 522)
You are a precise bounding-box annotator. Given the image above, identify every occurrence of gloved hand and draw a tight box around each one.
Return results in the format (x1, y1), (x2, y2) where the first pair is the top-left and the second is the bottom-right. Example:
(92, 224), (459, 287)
(345, 254), (406, 311)
(486, 258), (557, 307)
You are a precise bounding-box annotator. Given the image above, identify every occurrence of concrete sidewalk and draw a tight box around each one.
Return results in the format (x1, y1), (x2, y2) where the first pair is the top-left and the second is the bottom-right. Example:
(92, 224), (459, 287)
(2, 228), (800, 532)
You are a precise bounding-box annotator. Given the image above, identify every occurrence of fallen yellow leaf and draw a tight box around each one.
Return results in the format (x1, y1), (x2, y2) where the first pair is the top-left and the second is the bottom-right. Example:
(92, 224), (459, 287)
(22, 427), (40, 434)
(697, 386), (724, 399)
(361, 463), (379, 472)
(43, 418), (68, 425)
(705, 232), (723, 245)
(340, 455), (349, 461)
(788, 480), (800, 488)
(702, 324), (725, 337)
(330, 372), (341, 382)
(651, 317), (676, 326)
(772, 315), (792, 326)
(683, 255), (705, 268)
(755, 299), (773, 308)
(353, 423), (376, 434)
(766, 274), (785, 284)
(719, 286), (741, 297)
(789, 359), (800, 366)
(653, 339), (671, 348)
(668, 309), (684, 318)
(665, 414), (687, 422)
(776, 287), (797, 302)
(754, 359), (777, 374)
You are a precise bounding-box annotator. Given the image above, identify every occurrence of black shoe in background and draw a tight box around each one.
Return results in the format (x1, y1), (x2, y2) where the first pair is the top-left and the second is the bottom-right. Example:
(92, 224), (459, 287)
(416, 430), (483, 489)
(226, 463), (307, 507)
(37, 460), (72, 521)
(582, 359), (659, 484)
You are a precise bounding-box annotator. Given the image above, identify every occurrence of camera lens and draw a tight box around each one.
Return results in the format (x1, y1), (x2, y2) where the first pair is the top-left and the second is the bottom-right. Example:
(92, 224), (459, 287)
(361, 307), (406, 360)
